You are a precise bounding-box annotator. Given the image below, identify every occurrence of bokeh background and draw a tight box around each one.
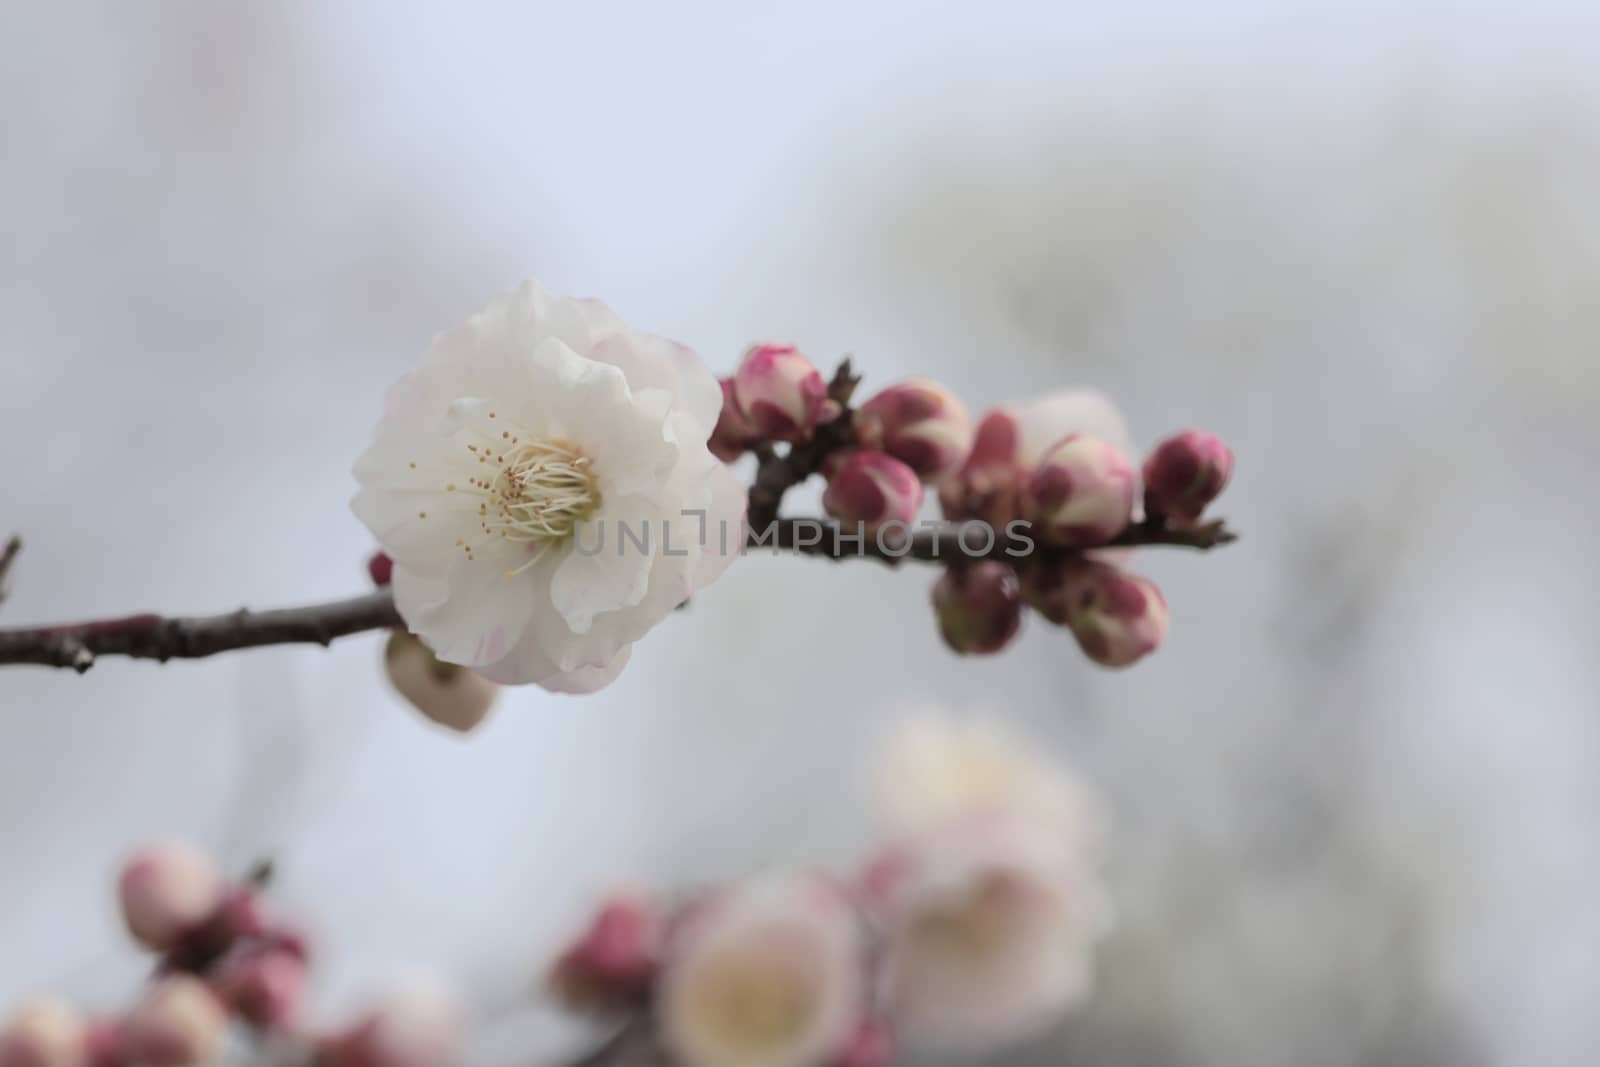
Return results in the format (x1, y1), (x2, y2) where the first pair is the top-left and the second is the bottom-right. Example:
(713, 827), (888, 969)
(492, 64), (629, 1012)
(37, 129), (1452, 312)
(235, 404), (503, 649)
(3, 2), (1598, 1065)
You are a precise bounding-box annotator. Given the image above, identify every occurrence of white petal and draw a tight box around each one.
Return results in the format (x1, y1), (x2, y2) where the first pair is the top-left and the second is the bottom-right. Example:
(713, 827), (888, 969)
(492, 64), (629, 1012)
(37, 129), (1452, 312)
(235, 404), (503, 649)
(392, 545), (541, 667)
(536, 646), (633, 693)
(549, 496), (663, 634)
(1011, 388), (1132, 468)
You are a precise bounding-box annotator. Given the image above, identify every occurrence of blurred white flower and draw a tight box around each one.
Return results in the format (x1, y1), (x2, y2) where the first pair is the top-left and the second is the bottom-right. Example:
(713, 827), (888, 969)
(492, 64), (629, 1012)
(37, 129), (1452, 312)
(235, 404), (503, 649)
(868, 719), (1109, 1052)
(116, 840), (225, 952)
(875, 719), (1101, 844)
(658, 877), (865, 1067)
(353, 282), (746, 691)
(120, 975), (227, 1067)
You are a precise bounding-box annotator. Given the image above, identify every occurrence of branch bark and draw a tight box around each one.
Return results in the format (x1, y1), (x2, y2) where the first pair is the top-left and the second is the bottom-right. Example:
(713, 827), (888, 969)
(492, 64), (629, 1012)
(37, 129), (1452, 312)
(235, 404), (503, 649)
(0, 518), (1232, 672)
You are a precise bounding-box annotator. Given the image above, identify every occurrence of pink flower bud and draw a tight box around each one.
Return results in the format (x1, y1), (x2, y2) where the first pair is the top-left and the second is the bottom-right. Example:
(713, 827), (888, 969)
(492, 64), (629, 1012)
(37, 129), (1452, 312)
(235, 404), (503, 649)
(551, 893), (661, 1011)
(117, 841), (226, 953)
(709, 378), (763, 462)
(1023, 560), (1167, 667)
(853, 380), (973, 482)
(320, 978), (462, 1067)
(1142, 430), (1233, 524)
(366, 551), (394, 588)
(932, 563), (1023, 656)
(732, 343), (830, 443)
(835, 1020), (894, 1067)
(213, 946), (306, 1030)
(0, 998), (88, 1067)
(384, 632), (498, 734)
(823, 451), (924, 531)
(1021, 435), (1134, 547)
(120, 976), (227, 1067)
(938, 410), (1024, 529)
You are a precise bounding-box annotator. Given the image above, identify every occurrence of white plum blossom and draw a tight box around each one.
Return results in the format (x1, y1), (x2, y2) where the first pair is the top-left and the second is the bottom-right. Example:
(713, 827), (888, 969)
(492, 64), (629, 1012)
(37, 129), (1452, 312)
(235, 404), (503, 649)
(867, 719), (1109, 1052)
(658, 878), (865, 1067)
(353, 282), (746, 691)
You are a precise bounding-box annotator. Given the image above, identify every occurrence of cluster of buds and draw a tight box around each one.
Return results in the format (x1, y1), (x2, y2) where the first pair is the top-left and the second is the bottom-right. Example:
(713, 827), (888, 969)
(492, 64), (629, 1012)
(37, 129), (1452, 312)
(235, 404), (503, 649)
(932, 398), (1232, 666)
(550, 719), (1107, 1067)
(0, 841), (460, 1067)
(818, 380), (974, 531)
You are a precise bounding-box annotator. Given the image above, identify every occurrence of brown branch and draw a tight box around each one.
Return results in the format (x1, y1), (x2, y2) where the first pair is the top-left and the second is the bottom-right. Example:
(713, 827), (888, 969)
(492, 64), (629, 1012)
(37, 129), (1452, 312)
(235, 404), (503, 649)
(0, 517), (1234, 671)
(0, 591), (400, 672)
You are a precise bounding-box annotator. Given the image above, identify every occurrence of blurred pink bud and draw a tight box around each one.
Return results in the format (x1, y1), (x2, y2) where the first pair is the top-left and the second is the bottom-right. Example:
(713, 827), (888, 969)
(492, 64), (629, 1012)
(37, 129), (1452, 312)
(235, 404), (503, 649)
(708, 378), (763, 462)
(853, 380), (972, 482)
(938, 410), (1023, 529)
(321, 978), (462, 1067)
(931, 563), (1023, 656)
(1023, 560), (1167, 667)
(384, 632), (498, 734)
(1021, 435), (1134, 546)
(366, 551), (394, 588)
(1142, 430), (1233, 524)
(120, 976), (227, 1067)
(732, 343), (830, 443)
(213, 946), (306, 1030)
(823, 451), (924, 530)
(835, 1020), (894, 1067)
(551, 893), (661, 1011)
(0, 998), (88, 1067)
(658, 877), (865, 1067)
(117, 841), (226, 952)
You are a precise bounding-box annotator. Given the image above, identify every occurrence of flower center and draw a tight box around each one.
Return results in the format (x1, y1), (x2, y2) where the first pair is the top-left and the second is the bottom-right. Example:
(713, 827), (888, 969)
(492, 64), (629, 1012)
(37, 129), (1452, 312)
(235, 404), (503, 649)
(466, 436), (600, 547)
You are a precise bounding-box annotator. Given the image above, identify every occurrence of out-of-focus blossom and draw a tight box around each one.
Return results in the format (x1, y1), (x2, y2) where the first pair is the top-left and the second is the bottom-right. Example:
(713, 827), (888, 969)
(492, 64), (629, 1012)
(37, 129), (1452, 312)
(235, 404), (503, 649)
(931, 563), (1023, 655)
(867, 720), (1108, 1052)
(119, 976), (227, 1067)
(823, 451), (924, 531)
(1142, 430), (1233, 524)
(657, 878), (865, 1067)
(731, 344), (831, 443)
(853, 380), (972, 482)
(1023, 559), (1167, 667)
(1022, 436), (1135, 546)
(709, 378), (763, 462)
(352, 281), (745, 692)
(117, 841), (225, 952)
(383, 632), (499, 734)
(0, 998), (87, 1067)
(320, 977), (462, 1067)
(870, 816), (1106, 1051)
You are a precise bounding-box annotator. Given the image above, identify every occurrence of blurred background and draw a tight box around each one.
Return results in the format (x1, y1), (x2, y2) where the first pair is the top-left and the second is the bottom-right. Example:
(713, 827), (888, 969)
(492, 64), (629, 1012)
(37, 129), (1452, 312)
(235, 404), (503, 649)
(2, 2), (1598, 1065)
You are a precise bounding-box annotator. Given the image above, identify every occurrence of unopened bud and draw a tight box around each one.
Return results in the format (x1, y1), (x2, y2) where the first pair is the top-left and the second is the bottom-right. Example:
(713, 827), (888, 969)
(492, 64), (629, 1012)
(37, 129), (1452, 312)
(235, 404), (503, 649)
(1142, 430), (1233, 524)
(932, 562), (1023, 655)
(709, 378), (763, 462)
(854, 380), (972, 482)
(1023, 560), (1166, 667)
(938, 410), (1023, 529)
(213, 946), (306, 1030)
(1022, 436), (1134, 547)
(120, 976), (226, 1067)
(117, 841), (225, 953)
(384, 632), (498, 734)
(732, 343), (830, 443)
(835, 1020), (894, 1067)
(823, 450), (924, 531)
(366, 551), (393, 588)
(320, 978), (462, 1067)
(551, 893), (661, 1012)
(0, 998), (87, 1067)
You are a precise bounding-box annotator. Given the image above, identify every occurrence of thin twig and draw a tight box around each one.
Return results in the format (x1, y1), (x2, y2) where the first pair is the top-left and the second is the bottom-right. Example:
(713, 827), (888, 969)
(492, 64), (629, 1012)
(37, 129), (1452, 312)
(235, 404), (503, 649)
(0, 517), (1233, 672)
(0, 535), (21, 607)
